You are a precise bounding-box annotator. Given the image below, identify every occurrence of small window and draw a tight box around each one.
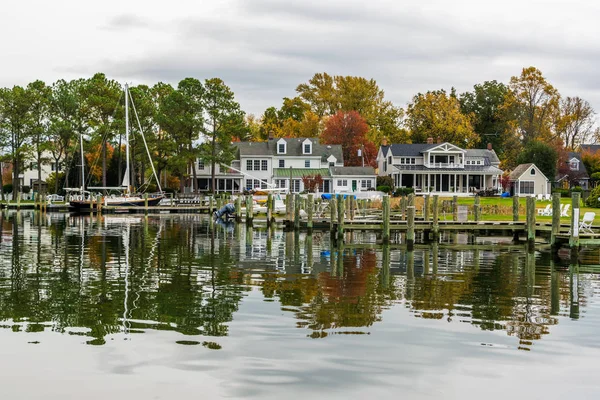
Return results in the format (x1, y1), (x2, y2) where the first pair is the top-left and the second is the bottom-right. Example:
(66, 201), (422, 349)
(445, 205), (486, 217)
(329, 162), (334, 167)
(570, 161), (578, 171)
(246, 179), (253, 191)
(278, 143), (285, 154)
(261, 160), (268, 171)
(261, 181), (267, 189)
(520, 181), (534, 194)
(305, 160), (310, 168)
(400, 158), (405, 164)
(279, 159), (285, 168)
(198, 159), (204, 170)
(411, 158), (415, 165)
(530, 168), (535, 175)
(304, 144), (311, 154)
(254, 160), (260, 170)
(388, 156), (392, 164)
(383, 161), (387, 171)
(253, 180), (261, 189)
(246, 160), (253, 170)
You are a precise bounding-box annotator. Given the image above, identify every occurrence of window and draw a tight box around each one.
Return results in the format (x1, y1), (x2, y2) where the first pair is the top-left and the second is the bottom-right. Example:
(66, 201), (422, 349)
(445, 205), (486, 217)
(519, 181), (534, 194)
(304, 144), (311, 154)
(361, 180), (370, 188)
(279, 159), (285, 168)
(400, 158), (405, 164)
(388, 156), (392, 164)
(198, 159), (204, 170)
(246, 179), (253, 191)
(246, 160), (253, 170)
(278, 143), (285, 154)
(329, 162), (334, 167)
(430, 155), (434, 164)
(293, 180), (301, 193)
(261, 181), (267, 189)
(254, 160), (260, 170)
(51, 163), (57, 172)
(261, 160), (268, 171)
(530, 168), (536, 175)
(253, 180), (261, 189)
(476, 160), (481, 165)
(305, 160), (310, 168)
(383, 161), (387, 172)
(337, 179), (347, 187)
(466, 160), (470, 165)
(276, 179), (287, 188)
(411, 158), (416, 165)
(570, 161), (579, 170)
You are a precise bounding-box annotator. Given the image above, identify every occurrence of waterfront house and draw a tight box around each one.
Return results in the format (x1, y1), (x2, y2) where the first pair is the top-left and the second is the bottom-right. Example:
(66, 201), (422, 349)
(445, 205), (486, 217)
(196, 136), (375, 194)
(555, 152), (589, 189)
(509, 163), (551, 197)
(377, 138), (503, 195)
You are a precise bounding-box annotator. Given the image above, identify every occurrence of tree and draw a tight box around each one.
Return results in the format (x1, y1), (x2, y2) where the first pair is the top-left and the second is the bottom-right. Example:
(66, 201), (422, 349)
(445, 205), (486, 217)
(505, 67), (560, 144)
(516, 141), (558, 182)
(405, 90), (478, 147)
(25, 80), (52, 194)
(460, 81), (512, 158)
(301, 174), (324, 193)
(86, 73), (122, 188)
(151, 82), (177, 189)
(555, 96), (595, 150)
(0, 85), (31, 193)
(200, 78), (245, 193)
(321, 111), (377, 167)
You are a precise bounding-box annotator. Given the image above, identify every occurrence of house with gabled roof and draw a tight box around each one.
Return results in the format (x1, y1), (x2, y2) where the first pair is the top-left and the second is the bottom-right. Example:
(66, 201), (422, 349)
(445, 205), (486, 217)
(556, 152), (589, 189)
(196, 135), (376, 194)
(509, 163), (551, 196)
(377, 138), (503, 195)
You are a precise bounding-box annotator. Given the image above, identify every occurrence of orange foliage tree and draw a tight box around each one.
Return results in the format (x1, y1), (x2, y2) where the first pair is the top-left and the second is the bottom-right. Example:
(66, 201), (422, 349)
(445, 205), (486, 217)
(85, 143), (114, 183)
(321, 111), (377, 167)
(301, 174), (324, 193)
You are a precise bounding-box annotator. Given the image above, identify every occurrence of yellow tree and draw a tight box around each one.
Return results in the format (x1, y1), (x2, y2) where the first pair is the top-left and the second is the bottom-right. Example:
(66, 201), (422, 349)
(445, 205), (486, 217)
(405, 90), (478, 147)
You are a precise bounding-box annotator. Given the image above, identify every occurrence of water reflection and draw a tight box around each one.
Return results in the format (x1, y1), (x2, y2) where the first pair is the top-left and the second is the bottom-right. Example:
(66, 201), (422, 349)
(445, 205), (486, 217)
(0, 212), (596, 351)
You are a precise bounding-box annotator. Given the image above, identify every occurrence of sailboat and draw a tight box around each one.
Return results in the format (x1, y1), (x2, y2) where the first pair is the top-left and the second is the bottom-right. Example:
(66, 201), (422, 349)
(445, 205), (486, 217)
(69, 83), (164, 212)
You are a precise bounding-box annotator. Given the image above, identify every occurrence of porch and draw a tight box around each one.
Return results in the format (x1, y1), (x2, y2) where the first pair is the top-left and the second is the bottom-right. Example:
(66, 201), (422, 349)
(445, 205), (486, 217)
(392, 171), (501, 195)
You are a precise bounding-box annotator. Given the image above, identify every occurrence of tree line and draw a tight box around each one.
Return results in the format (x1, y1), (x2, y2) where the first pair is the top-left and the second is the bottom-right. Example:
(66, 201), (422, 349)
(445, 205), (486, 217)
(0, 67), (597, 195)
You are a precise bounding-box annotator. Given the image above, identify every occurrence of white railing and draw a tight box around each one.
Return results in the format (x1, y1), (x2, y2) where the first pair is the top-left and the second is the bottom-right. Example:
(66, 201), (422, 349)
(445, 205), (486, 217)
(426, 162), (463, 168)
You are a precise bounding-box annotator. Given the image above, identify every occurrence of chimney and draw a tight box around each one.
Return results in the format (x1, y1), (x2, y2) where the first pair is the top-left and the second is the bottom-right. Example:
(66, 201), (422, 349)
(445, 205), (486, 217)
(382, 138), (388, 146)
(427, 137), (433, 144)
(487, 142), (492, 151)
(268, 130), (274, 141)
(437, 136), (442, 144)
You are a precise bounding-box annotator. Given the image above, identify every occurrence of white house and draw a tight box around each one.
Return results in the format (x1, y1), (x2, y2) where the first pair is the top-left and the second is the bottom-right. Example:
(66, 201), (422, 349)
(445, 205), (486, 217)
(196, 137), (376, 194)
(509, 163), (551, 196)
(377, 139), (503, 195)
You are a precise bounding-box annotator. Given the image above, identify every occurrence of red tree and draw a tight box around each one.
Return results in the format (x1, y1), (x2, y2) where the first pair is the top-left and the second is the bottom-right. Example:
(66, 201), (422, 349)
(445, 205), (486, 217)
(321, 111), (377, 167)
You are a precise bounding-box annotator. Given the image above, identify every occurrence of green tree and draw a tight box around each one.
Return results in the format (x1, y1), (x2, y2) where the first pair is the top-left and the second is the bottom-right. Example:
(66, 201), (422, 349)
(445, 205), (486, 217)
(0, 85), (31, 193)
(200, 78), (245, 192)
(405, 90), (478, 147)
(26, 80), (52, 194)
(516, 141), (558, 181)
(460, 81), (511, 158)
(151, 82), (177, 189)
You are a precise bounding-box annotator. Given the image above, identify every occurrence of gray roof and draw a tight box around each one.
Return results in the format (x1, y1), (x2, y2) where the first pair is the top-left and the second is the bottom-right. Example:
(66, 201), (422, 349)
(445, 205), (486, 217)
(509, 163), (545, 180)
(393, 164), (502, 174)
(556, 152), (589, 180)
(330, 166), (376, 176)
(580, 144), (600, 154)
(232, 138), (343, 163)
(385, 143), (499, 164)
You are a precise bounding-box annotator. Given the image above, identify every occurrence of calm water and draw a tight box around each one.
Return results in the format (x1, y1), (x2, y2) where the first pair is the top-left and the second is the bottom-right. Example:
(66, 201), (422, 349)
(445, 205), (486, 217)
(1, 212), (599, 399)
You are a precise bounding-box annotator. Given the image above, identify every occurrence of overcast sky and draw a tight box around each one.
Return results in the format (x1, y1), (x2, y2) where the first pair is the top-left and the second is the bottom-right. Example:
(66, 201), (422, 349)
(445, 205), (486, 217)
(2, 0), (599, 120)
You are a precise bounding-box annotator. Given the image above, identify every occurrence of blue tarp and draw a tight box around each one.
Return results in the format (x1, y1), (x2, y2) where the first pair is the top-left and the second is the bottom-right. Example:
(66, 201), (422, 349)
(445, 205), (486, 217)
(501, 192), (511, 198)
(321, 193), (356, 200)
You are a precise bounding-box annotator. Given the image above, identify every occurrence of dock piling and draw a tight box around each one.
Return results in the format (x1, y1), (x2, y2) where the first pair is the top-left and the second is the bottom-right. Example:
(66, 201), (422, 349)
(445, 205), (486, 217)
(432, 195), (439, 238)
(337, 194), (345, 241)
(382, 195), (390, 244)
(569, 192), (581, 251)
(526, 196), (535, 250)
(307, 194), (314, 231)
(294, 194), (300, 230)
(267, 192), (273, 225)
(452, 195), (458, 221)
(551, 192), (560, 247)
(235, 196), (242, 221)
(407, 205), (415, 250)
(474, 196), (481, 222)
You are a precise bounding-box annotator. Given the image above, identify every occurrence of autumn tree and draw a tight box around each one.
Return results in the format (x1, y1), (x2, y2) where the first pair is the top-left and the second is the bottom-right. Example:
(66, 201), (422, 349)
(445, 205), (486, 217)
(301, 174), (324, 193)
(504, 67), (560, 143)
(321, 111), (377, 167)
(555, 96), (595, 150)
(26, 80), (52, 193)
(405, 90), (478, 147)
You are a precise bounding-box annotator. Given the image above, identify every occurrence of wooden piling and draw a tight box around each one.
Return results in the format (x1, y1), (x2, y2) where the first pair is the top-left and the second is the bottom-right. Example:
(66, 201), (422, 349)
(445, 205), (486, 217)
(407, 205), (415, 250)
(526, 196), (535, 250)
(246, 195), (253, 225)
(382, 195), (390, 244)
(569, 192), (581, 250)
(267, 192), (273, 225)
(400, 195), (406, 221)
(432, 195), (439, 238)
(294, 194), (300, 230)
(474, 196), (480, 222)
(330, 197), (337, 236)
(235, 196), (242, 222)
(337, 194), (345, 241)
(550, 192), (561, 247)
(424, 195), (430, 221)
(144, 193), (148, 215)
(307, 194), (314, 231)
(513, 195), (519, 222)
(452, 195), (458, 221)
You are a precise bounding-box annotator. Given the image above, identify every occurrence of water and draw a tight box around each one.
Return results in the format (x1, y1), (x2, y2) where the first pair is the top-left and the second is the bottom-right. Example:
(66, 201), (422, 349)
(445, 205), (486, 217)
(1, 212), (599, 399)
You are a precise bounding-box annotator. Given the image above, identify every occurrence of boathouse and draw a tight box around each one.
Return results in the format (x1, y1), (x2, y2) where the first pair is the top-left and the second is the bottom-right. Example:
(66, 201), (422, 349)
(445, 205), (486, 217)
(377, 139), (503, 195)
(509, 163), (551, 197)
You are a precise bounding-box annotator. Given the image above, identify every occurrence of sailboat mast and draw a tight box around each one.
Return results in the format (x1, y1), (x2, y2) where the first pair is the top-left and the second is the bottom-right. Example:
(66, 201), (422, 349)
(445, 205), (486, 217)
(125, 83), (130, 194)
(79, 132), (85, 191)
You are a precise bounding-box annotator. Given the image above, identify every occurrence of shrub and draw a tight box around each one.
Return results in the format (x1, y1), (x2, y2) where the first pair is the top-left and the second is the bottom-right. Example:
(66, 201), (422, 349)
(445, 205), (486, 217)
(376, 176), (394, 189)
(552, 188), (570, 198)
(2, 184), (12, 194)
(377, 185), (391, 194)
(21, 185), (30, 194)
(586, 185), (600, 208)
(393, 187), (415, 197)
(571, 186), (583, 193)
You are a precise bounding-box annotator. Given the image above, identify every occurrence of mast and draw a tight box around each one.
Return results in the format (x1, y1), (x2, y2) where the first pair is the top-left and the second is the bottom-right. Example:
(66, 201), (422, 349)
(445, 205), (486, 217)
(79, 132), (85, 191)
(125, 83), (131, 194)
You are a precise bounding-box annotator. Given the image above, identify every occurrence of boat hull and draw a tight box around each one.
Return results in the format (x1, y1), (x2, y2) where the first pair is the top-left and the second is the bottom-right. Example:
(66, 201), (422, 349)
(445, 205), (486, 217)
(69, 196), (164, 213)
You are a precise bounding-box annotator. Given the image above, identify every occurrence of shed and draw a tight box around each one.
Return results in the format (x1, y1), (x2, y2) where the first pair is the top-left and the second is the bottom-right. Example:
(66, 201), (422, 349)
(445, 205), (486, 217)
(509, 164), (550, 197)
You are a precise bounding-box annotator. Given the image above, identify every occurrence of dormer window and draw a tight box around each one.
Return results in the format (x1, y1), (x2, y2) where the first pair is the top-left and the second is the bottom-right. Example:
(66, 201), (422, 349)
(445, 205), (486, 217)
(570, 159), (579, 171)
(302, 139), (312, 154)
(277, 138), (287, 154)
(530, 168), (536, 175)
